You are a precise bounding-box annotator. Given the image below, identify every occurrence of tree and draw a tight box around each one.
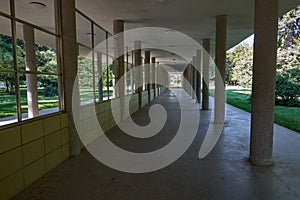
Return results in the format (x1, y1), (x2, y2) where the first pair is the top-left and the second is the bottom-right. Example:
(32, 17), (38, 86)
(225, 5), (300, 107)
(276, 69), (300, 106)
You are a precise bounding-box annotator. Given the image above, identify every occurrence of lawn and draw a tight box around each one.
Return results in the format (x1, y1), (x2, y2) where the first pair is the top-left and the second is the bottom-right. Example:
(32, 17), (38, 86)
(210, 88), (300, 133)
(0, 87), (113, 118)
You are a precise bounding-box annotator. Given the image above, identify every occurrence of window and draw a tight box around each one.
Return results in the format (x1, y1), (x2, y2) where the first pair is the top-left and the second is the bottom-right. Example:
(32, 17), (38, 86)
(76, 10), (118, 104)
(0, 0), (62, 126)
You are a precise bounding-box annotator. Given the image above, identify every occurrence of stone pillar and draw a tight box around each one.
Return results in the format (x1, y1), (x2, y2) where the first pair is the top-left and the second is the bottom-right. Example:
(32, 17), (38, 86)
(202, 38), (210, 110)
(196, 50), (202, 104)
(113, 20), (125, 120)
(131, 50), (134, 93)
(250, 0), (278, 166)
(192, 56), (196, 99)
(184, 69), (188, 93)
(156, 63), (159, 96)
(187, 64), (192, 96)
(97, 53), (103, 102)
(145, 51), (151, 103)
(157, 62), (161, 94)
(23, 24), (39, 118)
(183, 69), (186, 91)
(214, 15), (227, 123)
(60, 0), (81, 156)
(151, 57), (156, 98)
(134, 41), (142, 109)
(113, 20), (125, 97)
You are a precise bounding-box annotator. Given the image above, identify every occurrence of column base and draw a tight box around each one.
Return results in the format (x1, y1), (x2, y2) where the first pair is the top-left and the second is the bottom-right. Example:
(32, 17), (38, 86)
(250, 156), (273, 166)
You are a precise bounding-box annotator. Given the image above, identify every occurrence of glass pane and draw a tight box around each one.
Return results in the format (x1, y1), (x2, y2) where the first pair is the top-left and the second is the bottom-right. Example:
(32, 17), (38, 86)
(0, 1), (10, 14)
(0, 16), (13, 69)
(76, 13), (92, 48)
(19, 73), (29, 120)
(102, 77), (109, 101)
(78, 45), (94, 104)
(38, 74), (59, 116)
(35, 29), (58, 73)
(0, 72), (17, 125)
(107, 56), (114, 98)
(94, 25), (106, 49)
(15, 0), (56, 33)
(20, 73), (59, 120)
(79, 75), (94, 104)
(111, 78), (116, 99)
(16, 23), (58, 73)
(94, 52), (104, 102)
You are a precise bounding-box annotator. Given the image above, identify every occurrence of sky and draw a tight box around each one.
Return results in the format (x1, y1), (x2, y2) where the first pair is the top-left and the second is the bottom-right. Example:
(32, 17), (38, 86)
(228, 34), (254, 52)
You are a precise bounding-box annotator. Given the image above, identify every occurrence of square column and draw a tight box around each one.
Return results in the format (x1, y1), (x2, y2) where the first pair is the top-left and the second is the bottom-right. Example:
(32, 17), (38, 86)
(196, 50), (202, 104)
(151, 57), (156, 98)
(134, 41), (142, 109)
(145, 51), (151, 102)
(214, 15), (227, 123)
(250, 0), (278, 166)
(97, 53), (103, 102)
(192, 56), (196, 99)
(188, 64), (192, 96)
(202, 39), (210, 110)
(60, 0), (81, 155)
(113, 19), (125, 120)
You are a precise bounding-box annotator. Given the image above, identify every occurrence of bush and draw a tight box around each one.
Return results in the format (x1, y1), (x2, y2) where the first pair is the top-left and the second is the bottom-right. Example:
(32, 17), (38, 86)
(275, 69), (300, 106)
(43, 85), (58, 97)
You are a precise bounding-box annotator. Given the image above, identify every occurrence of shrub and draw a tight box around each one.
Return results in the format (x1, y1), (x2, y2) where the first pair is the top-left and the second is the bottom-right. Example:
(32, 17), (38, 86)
(43, 85), (58, 97)
(275, 69), (300, 106)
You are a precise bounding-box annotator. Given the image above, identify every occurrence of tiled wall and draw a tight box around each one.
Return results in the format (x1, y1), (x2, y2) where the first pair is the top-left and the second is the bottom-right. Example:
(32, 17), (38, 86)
(78, 93), (140, 147)
(142, 91), (148, 107)
(0, 89), (164, 199)
(0, 113), (69, 200)
(150, 89), (155, 101)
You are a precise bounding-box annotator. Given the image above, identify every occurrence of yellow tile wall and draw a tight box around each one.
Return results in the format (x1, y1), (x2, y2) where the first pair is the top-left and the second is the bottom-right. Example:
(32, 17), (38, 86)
(0, 113), (70, 200)
(0, 92), (158, 199)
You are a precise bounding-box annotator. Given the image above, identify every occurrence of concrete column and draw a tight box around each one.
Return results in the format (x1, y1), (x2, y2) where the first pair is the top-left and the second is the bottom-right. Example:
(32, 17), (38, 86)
(97, 53), (103, 101)
(184, 67), (188, 93)
(113, 20), (125, 97)
(183, 69), (186, 91)
(187, 64), (191, 96)
(157, 62), (161, 94)
(23, 24), (39, 118)
(151, 57), (156, 98)
(156, 63), (159, 96)
(134, 41), (142, 109)
(145, 51), (151, 103)
(250, 0), (278, 166)
(131, 50), (134, 93)
(60, 0), (81, 155)
(192, 56), (196, 99)
(196, 50), (202, 103)
(113, 20), (125, 120)
(202, 39), (210, 110)
(214, 15), (227, 123)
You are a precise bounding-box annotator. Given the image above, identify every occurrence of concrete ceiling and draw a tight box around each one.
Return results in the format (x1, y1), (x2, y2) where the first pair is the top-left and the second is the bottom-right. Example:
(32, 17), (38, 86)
(0, 0), (299, 72)
(76, 0), (300, 71)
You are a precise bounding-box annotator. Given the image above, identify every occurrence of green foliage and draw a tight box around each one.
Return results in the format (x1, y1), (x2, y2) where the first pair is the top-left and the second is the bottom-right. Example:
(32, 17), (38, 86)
(226, 44), (253, 87)
(275, 69), (300, 106)
(226, 6), (300, 108)
(278, 6), (300, 48)
(43, 85), (58, 97)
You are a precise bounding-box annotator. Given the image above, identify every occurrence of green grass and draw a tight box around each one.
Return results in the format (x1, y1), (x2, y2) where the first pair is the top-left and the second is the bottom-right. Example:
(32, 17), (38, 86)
(210, 88), (300, 133)
(0, 88), (114, 118)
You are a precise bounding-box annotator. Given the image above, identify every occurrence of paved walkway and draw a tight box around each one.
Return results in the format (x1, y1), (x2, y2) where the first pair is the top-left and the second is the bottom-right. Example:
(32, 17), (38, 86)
(13, 89), (300, 200)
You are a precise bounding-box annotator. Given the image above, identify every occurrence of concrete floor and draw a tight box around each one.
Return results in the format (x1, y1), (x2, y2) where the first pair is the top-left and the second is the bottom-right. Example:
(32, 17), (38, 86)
(13, 89), (300, 200)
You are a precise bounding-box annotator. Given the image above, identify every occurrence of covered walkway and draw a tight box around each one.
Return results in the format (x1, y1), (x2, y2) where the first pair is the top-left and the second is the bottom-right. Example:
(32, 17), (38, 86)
(13, 89), (300, 200)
